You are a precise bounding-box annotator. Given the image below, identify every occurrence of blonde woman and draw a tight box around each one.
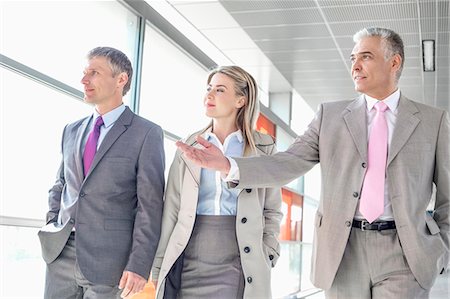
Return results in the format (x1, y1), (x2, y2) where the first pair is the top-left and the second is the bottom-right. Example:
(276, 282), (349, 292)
(152, 66), (282, 299)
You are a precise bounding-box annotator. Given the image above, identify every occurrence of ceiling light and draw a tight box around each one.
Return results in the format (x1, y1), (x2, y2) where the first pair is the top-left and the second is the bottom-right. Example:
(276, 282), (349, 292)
(422, 40), (435, 72)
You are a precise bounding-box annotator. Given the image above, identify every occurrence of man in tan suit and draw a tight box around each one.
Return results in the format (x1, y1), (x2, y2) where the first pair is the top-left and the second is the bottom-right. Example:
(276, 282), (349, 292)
(176, 27), (449, 298)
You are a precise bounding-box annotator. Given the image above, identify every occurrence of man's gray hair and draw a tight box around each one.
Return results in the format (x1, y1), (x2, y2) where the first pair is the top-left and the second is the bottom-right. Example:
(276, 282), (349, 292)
(87, 47), (133, 96)
(353, 27), (404, 80)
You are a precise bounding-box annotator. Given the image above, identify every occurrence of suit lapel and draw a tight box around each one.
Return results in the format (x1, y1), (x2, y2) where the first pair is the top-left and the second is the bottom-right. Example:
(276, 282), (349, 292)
(75, 117), (90, 182)
(180, 153), (201, 186)
(84, 107), (133, 179)
(387, 96), (420, 166)
(343, 96), (368, 161)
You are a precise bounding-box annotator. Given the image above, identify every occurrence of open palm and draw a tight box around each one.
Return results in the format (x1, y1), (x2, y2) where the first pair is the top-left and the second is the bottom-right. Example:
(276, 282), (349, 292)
(176, 136), (231, 173)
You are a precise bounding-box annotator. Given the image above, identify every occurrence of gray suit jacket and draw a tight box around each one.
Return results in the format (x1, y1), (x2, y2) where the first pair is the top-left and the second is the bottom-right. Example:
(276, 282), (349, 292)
(234, 95), (450, 290)
(38, 107), (165, 285)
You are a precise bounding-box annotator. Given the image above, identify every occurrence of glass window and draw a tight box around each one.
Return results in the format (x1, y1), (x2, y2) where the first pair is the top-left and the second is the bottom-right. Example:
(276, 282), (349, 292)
(304, 164), (321, 202)
(291, 91), (315, 135)
(1, 69), (92, 219)
(302, 196), (319, 244)
(269, 92), (291, 125)
(139, 24), (209, 138)
(276, 126), (303, 192)
(0, 225), (45, 298)
(163, 137), (177, 179)
(0, 1), (138, 105)
(275, 126), (293, 152)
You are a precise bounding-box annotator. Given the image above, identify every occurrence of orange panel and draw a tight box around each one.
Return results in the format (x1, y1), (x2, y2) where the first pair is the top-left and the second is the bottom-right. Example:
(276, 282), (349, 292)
(256, 113), (276, 139)
(280, 189), (292, 241)
(280, 188), (304, 241)
(132, 281), (155, 299)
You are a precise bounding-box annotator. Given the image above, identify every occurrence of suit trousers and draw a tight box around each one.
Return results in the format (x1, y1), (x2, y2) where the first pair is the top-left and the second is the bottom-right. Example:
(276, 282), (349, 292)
(178, 215), (245, 299)
(44, 233), (122, 299)
(326, 227), (430, 299)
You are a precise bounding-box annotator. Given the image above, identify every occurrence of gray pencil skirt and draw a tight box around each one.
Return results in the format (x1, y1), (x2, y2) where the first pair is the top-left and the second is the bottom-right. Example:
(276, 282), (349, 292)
(178, 215), (245, 299)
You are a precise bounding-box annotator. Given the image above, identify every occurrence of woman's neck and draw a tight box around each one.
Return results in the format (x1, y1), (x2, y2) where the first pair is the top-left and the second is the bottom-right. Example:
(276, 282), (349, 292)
(212, 119), (238, 144)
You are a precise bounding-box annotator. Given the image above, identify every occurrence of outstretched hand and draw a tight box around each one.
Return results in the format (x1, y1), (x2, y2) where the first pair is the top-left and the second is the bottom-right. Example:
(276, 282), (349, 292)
(176, 135), (231, 174)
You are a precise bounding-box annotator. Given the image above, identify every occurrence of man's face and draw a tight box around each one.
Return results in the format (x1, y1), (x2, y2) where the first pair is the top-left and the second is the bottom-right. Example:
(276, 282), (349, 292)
(81, 56), (123, 105)
(350, 36), (399, 99)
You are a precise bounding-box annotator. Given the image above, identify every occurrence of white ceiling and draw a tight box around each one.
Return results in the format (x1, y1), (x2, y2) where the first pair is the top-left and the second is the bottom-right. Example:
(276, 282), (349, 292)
(169, 0), (450, 113)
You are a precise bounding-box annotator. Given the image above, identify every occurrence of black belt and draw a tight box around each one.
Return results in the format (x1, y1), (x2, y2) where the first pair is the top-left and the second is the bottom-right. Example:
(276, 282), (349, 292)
(352, 220), (396, 231)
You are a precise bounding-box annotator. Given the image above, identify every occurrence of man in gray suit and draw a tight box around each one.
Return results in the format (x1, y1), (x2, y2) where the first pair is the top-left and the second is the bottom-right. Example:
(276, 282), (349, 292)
(176, 28), (449, 298)
(38, 47), (165, 299)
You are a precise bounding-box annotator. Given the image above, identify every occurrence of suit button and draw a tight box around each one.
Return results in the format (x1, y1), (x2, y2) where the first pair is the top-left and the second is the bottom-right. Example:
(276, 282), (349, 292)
(241, 217), (247, 223)
(244, 246), (251, 253)
(269, 254), (274, 260)
(79, 192), (85, 197)
(246, 189), (252, 193)
(362, 162), (367, 168)
(346, 221), (352, 227)
(353, 192), (359, 198)
(247, 276), (253, 283)
(69, 219), (75, 224)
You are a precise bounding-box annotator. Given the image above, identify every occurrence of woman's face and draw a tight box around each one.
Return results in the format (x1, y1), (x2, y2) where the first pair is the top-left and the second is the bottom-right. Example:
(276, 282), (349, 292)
(204, 73), (244, 121)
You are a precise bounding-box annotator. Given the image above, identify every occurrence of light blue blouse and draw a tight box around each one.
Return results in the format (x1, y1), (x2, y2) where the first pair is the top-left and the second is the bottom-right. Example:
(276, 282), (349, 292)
(196, 130), (244, 215)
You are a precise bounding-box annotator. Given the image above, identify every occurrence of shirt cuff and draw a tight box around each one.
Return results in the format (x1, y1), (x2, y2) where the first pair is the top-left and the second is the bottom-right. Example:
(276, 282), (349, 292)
(223, 157), (240, 182)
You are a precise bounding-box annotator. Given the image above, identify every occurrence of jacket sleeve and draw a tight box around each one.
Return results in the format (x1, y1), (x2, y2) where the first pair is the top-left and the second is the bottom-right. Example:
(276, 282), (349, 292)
(434, 110), (450, 268)
(262, 142), (283, 267)
(151, 150), (182, 281)
(46, 125), (67, 224)
(125, 125), (165, 280)
(235, 104), (322, 189)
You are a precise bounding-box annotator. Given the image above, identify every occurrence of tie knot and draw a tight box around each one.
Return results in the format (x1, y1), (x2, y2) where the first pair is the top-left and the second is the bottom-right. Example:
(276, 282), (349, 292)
(94, 116), (104, 128)
(375, 101), (388, 113)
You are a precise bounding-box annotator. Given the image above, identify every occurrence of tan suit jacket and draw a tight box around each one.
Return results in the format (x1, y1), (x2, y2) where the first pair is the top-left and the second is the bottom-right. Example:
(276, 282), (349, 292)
(234, 95), (450, 290)
(152, 130), (282, 298)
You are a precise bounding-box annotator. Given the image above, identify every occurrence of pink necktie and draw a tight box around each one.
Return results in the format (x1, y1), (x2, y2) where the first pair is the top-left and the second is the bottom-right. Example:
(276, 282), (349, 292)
(83, 116), (104, 176)
(359, 101), (388, 223)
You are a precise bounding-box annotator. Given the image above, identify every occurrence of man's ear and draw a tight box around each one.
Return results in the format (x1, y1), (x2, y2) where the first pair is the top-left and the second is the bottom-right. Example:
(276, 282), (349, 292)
(117, 72), (129, 89)
(391, 54), (402, 72)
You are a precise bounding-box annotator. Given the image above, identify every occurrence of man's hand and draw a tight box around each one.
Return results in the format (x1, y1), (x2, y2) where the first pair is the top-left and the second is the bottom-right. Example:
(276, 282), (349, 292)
(119, 271), (146, 298)
(176, 136), (231, 174)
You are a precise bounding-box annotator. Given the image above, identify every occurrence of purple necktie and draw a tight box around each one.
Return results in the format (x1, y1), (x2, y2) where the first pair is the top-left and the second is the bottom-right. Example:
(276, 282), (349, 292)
(83, 116), (104, 176)
(359, 101), (388, 223)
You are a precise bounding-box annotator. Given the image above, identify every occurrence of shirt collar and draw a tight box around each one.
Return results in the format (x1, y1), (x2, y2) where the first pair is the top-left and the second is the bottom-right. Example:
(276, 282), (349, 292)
(365, 89), (400, 113)
(92, 104), (126, 128)
(206, 129), (244, 144)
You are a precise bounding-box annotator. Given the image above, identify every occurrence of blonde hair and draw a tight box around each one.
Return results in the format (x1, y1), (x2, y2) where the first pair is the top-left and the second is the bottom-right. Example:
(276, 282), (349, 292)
(203, 65), (259, 152)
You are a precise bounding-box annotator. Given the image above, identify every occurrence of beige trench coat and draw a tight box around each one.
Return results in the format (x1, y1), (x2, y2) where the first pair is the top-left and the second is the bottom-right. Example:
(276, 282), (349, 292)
(152, 129), (282, 298)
